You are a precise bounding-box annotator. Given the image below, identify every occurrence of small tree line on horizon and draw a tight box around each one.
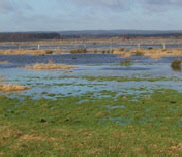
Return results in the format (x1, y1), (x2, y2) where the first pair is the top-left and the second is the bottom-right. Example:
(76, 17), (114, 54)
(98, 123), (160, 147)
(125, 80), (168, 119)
(0, 32), (61, 42)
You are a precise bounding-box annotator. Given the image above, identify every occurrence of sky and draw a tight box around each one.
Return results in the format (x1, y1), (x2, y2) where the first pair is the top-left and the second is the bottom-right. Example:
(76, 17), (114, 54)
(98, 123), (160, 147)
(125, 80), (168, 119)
(0, 0), (182, 32)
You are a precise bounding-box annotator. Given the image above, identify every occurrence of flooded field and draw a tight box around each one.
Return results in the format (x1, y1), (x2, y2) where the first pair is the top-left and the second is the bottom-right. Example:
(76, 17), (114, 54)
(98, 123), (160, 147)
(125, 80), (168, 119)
(1, 53), (182, 155)
(0, 53), (182, 99)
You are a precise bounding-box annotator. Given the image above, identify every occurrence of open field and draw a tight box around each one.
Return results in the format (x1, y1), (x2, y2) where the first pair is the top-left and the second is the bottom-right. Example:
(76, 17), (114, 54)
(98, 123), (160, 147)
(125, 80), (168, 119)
(1, 52), (182, 156)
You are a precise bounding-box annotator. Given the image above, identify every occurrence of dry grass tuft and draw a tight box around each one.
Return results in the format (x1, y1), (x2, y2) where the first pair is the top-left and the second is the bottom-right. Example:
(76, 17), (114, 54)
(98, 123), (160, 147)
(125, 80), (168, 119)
(0, 84), (30, 92)
(114, 48), (182, 60)
(0, 61), (9, 64)
(0, 49), (54, 55)
(26, 60), (76, 70)
(123, 53), (131, 59)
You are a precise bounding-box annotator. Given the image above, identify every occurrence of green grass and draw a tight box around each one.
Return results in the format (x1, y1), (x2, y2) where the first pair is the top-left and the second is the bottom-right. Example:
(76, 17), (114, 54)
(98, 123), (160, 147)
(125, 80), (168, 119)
(120, 60), (131, 66)
(81, 75), (182, 82)
(1, 89), (182, 156)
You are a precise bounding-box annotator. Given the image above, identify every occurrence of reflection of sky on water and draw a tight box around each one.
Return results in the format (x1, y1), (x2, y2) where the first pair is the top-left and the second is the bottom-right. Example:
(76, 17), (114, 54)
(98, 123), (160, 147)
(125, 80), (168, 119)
(0, 54), (182, 99)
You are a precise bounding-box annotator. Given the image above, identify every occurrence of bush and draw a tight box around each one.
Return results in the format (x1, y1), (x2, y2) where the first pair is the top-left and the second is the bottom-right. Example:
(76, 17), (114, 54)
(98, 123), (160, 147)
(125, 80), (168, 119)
(171, 59), (181, 71)
(70, 49), (87, 54)
(45, 50), (53, 54)
(119, 48), (125, 51)
(120, 60), (131, 66)
(135, 51), (144, 56)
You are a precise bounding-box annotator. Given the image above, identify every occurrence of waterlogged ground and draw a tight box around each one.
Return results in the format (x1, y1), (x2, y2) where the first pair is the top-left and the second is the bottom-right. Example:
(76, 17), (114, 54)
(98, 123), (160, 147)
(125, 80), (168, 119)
(1, 54), (182, 155)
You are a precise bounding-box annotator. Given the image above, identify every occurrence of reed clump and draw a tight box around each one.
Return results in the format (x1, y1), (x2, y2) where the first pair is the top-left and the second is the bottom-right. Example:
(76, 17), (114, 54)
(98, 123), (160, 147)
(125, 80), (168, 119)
(114, 48), (182, 60)
(26, 60), (76, 70)
(0, 61), (9, 64)
(0, 50), (55, 55)
(70, 49), (87, 54)
(171, 59), (181, 71)
(0, 84), (30, 92)
(45, 50), (53, 54)
(120, 60), (131, 66)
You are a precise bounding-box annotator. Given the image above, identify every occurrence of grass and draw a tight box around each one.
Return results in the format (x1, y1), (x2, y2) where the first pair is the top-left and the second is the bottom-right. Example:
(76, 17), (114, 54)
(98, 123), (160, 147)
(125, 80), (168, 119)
(26, 60), (77, 70)
(171, 59), (181, 71)
(44, 50), (54, 55)
(120, 60), (131, 66)
(0, 61), (9, 64)
(135, 51), (144, 56)
(0, 50), (55, 55)
(114, 48), (182, 60)
(1, 89), (182, 155)
(70, 49), (87, 54)
(0, 84), (30, 92)
(0, 76), (30, 92)
(81, 75), (181, 82)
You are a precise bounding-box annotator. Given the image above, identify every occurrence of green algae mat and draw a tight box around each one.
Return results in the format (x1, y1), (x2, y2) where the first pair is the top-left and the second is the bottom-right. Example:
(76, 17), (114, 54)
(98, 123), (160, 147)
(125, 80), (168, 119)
(1, 89), (182, 156)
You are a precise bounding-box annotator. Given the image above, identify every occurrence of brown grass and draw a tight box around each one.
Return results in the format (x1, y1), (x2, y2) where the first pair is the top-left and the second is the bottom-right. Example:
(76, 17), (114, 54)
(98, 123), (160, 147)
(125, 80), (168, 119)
(114, 48), (182, 60)
(0, 84), (30, 92)
(0, 61), (9, 64)
(0, 50), (54, 55)
(26, 60), (76, 70)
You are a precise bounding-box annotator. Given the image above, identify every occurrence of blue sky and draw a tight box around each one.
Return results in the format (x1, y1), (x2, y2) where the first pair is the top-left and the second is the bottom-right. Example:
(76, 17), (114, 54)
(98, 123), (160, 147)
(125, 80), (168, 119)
(0, 0), (182, 32)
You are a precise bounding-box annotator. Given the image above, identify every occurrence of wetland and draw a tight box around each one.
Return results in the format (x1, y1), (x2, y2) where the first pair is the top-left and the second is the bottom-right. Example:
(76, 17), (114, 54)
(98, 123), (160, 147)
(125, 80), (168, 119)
(1, 52), (182, 156)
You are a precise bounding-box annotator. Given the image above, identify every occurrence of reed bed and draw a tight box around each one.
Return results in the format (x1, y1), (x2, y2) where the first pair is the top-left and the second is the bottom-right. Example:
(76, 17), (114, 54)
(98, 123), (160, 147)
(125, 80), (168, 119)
(0, 84), (30, 92)
(0, 61), (9, 64)
(26, 60), (76, 70)
(114, 48), (182, 60)
(0, 76), (30, 92)
(0, 50), (54, 55)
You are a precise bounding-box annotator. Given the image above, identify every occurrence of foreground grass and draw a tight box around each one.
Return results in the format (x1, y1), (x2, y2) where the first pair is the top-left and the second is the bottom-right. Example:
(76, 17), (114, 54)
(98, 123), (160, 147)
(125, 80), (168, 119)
(1, 89), (182, 156)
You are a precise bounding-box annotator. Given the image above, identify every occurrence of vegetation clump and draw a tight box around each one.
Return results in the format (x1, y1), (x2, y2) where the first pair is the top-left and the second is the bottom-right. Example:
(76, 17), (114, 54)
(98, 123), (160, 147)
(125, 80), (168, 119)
(135, 51), (144, 56)
(0, 61), (9, 64)
(120, 60), (131, 66)
(45, 50), (53, 54)
(70, 48), (87, 54)
(114, 48), (182, 60)
(26, 60), (76, 70)
(0, 84), (30, 92)
(0, 49), (56, 55)
(171, 59), (181, 71)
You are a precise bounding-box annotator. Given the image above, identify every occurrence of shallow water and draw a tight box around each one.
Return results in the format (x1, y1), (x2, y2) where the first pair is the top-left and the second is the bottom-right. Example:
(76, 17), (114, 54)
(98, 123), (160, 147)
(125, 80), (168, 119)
(0, 54), (182, 99)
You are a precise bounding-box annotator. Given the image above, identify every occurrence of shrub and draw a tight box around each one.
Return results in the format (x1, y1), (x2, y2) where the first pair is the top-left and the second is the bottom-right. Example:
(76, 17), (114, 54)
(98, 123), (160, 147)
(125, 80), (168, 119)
(45, 50), (53, 54)
(119, 48), (125, 51)
(171, 59), (181, 71)
(120, 60), (131, 66)
(70, 49), (87, 54)
(135, 51), (144, 56)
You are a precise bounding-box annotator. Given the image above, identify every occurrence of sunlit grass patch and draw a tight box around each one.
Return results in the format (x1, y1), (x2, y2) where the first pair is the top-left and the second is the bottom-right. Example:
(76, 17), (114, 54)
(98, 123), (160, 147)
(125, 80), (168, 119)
(26, 60), (77, 70)
(0, 84), (30, 92)
(0, 61), (9, 64)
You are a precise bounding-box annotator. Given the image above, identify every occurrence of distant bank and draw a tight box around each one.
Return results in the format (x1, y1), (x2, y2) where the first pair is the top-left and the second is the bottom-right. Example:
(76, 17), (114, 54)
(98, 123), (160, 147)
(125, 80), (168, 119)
(0, 30), (182, 42)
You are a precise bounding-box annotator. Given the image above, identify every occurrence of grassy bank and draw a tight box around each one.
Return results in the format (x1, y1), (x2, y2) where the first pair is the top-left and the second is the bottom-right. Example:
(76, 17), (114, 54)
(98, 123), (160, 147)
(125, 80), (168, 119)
(1, 89), (182, 156)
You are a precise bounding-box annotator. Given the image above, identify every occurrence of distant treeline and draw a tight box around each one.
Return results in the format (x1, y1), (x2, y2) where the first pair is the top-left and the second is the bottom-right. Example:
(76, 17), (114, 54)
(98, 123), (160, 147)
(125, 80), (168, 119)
(0, 32), (61, 42)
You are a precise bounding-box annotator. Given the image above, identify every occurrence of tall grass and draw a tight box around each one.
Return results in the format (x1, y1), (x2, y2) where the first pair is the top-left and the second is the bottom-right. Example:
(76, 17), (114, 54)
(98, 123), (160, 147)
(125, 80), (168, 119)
(70, 49), (87, 54)
(26, 60), (76, 70)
